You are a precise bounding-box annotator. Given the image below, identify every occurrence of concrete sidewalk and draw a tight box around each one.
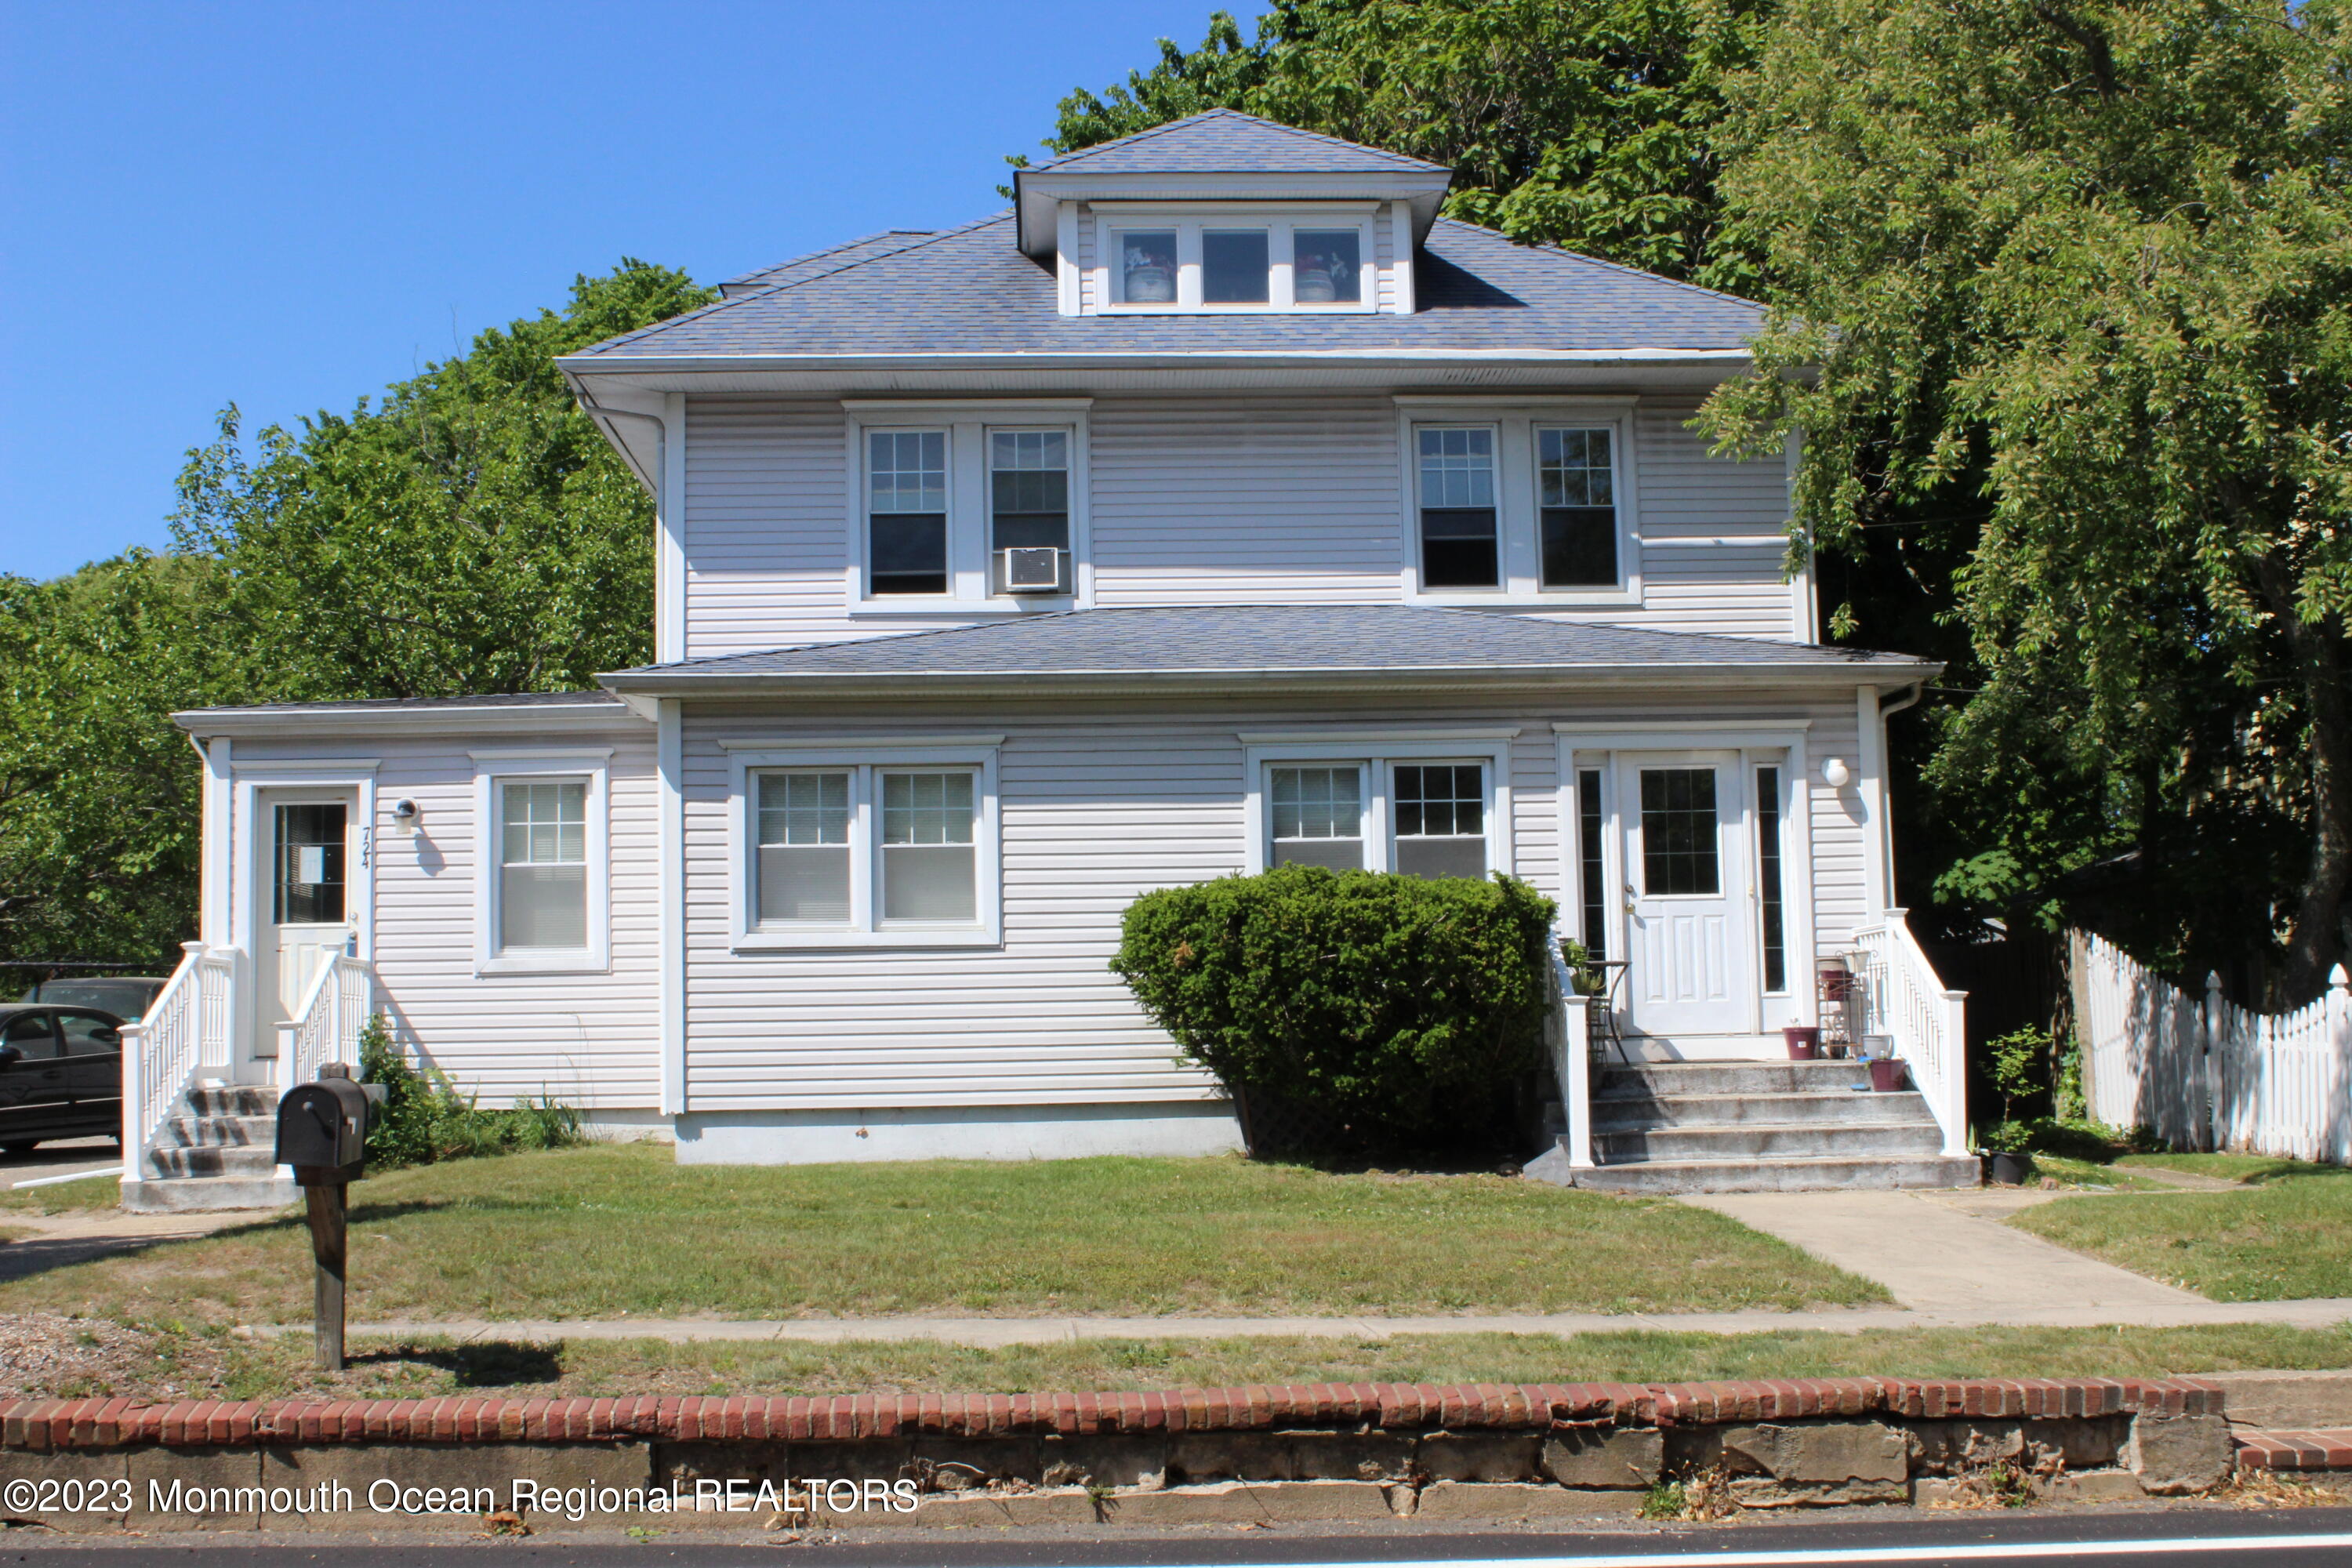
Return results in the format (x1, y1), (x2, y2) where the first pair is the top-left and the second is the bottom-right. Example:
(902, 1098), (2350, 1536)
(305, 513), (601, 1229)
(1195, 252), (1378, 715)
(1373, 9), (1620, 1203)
(1682, 1188), (2210, 1316)
(246, 1294), (2352, 1348)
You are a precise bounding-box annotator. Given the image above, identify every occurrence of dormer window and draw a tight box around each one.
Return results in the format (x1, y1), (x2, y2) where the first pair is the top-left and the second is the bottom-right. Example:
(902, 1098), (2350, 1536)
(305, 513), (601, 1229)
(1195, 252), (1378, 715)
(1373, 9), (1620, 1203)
(1094, 206), (1380, 314)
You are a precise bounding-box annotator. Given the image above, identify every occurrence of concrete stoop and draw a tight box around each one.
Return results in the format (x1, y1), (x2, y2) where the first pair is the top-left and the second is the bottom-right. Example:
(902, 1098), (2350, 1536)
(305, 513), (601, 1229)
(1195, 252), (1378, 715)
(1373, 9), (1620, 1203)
(0, 1376), (2259, 1534)
(1532, 1059), (1982, 1194)
(122, 1083), (293, 1214)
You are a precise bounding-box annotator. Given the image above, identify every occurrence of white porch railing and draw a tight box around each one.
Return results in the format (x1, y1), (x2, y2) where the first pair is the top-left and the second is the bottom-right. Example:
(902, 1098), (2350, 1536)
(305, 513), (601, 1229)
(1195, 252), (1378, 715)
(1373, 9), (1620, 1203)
(1544, 935), (1595, 1169)
(274, 948), (376, 1091)
(118, 941), (239, 1185)
(1849, 909), (1970, 1156)
(2076, 930), (2351, 1163)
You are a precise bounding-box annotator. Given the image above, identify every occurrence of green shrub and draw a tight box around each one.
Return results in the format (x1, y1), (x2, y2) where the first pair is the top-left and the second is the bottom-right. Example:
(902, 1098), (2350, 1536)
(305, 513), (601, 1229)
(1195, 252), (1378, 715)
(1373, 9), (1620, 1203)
(1110, 865), (1557, 1155)
(357, 1014), (584, 1169)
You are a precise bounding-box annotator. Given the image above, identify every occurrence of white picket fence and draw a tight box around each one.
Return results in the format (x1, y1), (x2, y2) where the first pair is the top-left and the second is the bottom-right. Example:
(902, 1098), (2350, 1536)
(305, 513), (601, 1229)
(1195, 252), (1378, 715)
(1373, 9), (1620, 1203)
(2073, 930), (2352, 1163)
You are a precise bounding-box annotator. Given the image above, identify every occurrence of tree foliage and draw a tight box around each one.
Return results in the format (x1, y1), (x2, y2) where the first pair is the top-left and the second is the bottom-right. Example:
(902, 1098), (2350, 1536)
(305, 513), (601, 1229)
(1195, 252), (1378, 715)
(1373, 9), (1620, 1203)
(1036, 0), (1769, 284)
(171, 260), (710, 699)
(1700, 0), (2352, 999)
(0, 262), (707, 971)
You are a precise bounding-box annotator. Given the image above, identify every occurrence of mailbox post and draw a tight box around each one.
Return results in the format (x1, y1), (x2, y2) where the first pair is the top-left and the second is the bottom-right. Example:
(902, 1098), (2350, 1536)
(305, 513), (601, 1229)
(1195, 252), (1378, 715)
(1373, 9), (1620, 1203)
(274, 1064), (384, 1372)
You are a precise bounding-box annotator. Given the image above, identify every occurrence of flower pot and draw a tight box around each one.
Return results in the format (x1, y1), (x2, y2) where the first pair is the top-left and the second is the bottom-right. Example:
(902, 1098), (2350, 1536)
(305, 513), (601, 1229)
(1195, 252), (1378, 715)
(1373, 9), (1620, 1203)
(1867, 1058), (1908, 1093)
(1124, 264), (1175, 303)
(1294, 267), (1337, 303)
(1984, 1151), (2031, 1186)
(1781, 1025), (1820, 1060)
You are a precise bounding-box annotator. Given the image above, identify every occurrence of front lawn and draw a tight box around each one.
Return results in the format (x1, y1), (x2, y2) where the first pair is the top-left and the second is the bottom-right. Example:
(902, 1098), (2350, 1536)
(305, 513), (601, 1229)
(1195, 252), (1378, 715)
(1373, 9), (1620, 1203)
(0, 1143), (1883, 1323)
(2116, 1152), (2345, 1185)
(2009, 1163), (2352, 1301)
(37, 1320), (2352, 1404)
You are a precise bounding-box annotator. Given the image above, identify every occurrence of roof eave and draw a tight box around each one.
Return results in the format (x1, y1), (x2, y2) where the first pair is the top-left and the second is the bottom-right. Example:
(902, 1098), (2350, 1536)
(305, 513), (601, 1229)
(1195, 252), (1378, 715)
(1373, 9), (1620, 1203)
(1013, 167), (1454, 259)
(596, 660), (1940, 703)
(172, 701), (645, 739)
(558, 347), (1756, 377)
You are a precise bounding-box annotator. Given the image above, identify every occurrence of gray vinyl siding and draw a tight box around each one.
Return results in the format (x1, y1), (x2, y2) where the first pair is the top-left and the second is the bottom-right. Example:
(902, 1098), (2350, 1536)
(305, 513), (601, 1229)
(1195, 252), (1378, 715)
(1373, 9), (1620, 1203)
(678, 392), (1798, 656)
(676, 691), (1869, 1112)
(234, 729), (663, 1109)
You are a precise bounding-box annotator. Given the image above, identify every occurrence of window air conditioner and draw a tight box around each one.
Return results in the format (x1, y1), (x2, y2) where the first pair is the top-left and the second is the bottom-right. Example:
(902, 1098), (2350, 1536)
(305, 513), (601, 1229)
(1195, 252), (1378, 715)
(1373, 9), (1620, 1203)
(1000, 547), (1067, 594)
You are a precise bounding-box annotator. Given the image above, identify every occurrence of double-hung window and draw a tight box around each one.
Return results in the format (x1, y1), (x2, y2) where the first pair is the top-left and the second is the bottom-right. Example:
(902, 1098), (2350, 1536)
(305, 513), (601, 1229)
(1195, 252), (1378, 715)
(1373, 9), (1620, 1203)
(1252, 739), (1512, 880)
(866, 430), (949, 596)
(473, 752), (610, 975)
(848, 404), (1090, 608)
(1399, 402), (1639, 601)
(733, 744), (1000, 947)
(1415, 427), (1500, 588)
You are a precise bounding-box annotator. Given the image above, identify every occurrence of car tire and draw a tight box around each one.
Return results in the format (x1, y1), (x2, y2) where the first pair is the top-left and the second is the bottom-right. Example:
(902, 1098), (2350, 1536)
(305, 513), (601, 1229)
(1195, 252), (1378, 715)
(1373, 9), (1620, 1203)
(1, 1141), (39, 1156)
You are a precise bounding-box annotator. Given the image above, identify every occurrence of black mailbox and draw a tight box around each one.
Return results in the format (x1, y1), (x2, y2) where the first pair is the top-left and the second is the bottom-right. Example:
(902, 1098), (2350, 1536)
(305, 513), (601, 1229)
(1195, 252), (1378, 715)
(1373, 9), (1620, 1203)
(275, 1069), (384, 1185)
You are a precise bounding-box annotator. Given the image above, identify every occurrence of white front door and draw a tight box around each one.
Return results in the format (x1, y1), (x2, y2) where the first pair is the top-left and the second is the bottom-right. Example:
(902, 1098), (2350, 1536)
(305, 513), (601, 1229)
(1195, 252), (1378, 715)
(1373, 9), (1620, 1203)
(1618, 753), (1753, 1037)
(256, 793), (355, 1059)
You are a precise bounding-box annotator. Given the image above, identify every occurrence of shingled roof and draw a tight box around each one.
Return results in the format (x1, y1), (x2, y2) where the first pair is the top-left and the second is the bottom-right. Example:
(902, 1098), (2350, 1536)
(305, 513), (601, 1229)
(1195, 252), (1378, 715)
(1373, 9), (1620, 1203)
(570, 215), (1763, 361)
(715, 230), (936, 299)
(600, 605), (1929, 694)
(1023, 108), (1450, 176)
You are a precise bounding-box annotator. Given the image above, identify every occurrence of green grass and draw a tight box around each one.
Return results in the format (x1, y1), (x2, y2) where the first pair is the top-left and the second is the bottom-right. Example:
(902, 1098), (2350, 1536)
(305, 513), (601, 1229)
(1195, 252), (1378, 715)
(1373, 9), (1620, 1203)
(0, 1170), (125, 1214)
(2116, 1152), (2347, 1185)
(132, 1322), (2352, 1404)
(0, 1142), (1884, 1324)
(2016, 1154), (2168, 1192)
(2010, 1167), (2352, 1301)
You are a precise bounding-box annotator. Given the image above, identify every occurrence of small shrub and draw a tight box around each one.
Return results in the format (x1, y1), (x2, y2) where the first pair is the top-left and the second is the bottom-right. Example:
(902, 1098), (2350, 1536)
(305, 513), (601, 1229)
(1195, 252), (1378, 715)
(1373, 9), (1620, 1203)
(1110, 865), (1556, 1156)
(357, 1015), (584, 1169)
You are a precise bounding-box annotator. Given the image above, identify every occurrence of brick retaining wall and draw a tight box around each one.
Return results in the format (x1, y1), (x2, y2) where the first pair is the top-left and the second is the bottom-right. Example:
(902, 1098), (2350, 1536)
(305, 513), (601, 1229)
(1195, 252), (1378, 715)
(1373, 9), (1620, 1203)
(0, 1376), (2227, 1450)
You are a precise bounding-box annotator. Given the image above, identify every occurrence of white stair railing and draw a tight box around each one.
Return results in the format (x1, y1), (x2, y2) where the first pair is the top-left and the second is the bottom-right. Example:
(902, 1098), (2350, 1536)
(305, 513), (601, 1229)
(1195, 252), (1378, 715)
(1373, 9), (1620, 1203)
(118, 941), (238, 1185)
(1544, 935), (1595, 1169)
(275, 948), (376, 1091)
(1849, 908), (1969, 1156)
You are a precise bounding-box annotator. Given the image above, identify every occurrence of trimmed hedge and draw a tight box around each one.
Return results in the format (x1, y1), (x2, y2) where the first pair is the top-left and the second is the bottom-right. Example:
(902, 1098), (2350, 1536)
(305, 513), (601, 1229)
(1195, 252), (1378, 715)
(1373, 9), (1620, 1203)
(1111, 865), (1557, 1154)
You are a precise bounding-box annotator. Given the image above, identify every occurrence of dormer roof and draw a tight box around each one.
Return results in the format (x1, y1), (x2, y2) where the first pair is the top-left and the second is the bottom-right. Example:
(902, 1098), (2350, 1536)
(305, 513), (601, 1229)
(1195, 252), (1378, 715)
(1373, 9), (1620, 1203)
(1013, 108), (1453, 260)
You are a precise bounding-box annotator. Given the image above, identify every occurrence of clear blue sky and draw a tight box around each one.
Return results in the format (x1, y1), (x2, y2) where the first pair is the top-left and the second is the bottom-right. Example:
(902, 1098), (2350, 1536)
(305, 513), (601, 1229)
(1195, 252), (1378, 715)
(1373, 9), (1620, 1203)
(0, 0), (1255, 582)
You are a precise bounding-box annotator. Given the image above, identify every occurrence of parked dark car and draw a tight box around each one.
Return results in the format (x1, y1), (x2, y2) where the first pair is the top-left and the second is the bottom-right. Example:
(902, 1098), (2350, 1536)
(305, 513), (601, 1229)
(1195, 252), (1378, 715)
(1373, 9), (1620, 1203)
(17, 976), (166, 1022)
(0, 1004), (125, 1154)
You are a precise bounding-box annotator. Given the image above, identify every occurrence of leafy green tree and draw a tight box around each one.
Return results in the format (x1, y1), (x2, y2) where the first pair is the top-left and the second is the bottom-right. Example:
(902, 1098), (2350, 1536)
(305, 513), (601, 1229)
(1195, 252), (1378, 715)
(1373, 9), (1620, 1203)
(172, 260), (711, 699)
(1700, 0), (2352, 1000)
(0, 553), (257, 969)
(1036, 0), (1769, 284)
(1, 261), (708, 971)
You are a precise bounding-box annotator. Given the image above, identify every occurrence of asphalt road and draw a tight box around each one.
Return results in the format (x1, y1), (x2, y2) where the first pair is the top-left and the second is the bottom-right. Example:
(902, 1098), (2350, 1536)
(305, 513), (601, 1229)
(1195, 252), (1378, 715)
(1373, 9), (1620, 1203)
(5, 1507), (2350, 1566)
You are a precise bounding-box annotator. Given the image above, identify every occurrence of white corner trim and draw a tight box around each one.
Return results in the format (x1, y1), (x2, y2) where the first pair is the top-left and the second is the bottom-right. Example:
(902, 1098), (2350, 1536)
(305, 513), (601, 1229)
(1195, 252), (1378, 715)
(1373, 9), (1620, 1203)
(717, 734), (1006, 753)
(656, 699), (684, 1117)
(1236, 726), (1522, 744)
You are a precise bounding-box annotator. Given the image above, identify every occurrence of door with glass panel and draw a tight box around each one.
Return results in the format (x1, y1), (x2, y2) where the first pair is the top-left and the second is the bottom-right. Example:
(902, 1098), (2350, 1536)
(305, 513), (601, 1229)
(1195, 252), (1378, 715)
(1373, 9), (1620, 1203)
(256, 791), (355, 1058)
(1615, 755), (1752, 1038)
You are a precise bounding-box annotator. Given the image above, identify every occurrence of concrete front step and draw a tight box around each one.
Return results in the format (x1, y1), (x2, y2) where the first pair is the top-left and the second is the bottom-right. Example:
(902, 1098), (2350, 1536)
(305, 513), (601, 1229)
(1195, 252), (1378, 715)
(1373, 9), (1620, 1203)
(121, 1173), (296, 1213)
(1589, 1089), (1926, 1127)
(147, 1144), (281, 1179)
(1561, 1152), (1983, 1195)
(156, 1113), (274, 1149)
(1593, 1118), (1946, 1163)
(183, 1084), (276, 1118)
(1595, 1060), (1882, 1098)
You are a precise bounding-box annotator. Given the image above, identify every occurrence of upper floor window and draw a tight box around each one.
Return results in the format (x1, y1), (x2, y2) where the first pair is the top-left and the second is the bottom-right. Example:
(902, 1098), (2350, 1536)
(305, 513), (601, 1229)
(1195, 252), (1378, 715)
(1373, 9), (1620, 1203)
(846, 401), (1091, 610)
(1099, 209), (1376, 313)
(1398, 401), (1642, 603)
(867, 430), (949, 596)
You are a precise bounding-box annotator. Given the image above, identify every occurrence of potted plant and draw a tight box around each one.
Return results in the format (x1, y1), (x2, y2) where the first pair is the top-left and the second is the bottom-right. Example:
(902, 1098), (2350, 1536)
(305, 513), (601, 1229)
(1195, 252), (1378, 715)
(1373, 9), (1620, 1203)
(1123, 240), (1176, 303)
(1780, 1021), (1820, 1059)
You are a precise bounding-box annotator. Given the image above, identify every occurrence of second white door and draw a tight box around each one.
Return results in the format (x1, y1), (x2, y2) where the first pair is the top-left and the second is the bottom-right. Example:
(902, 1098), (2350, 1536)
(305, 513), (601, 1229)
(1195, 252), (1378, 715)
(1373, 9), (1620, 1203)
(1618, 754), (1752, 1037)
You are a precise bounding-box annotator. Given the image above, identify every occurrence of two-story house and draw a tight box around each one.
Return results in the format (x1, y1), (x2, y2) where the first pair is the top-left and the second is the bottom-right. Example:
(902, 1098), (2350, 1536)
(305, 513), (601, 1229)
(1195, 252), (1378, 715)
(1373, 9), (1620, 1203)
(133, 111), (1976, 1210)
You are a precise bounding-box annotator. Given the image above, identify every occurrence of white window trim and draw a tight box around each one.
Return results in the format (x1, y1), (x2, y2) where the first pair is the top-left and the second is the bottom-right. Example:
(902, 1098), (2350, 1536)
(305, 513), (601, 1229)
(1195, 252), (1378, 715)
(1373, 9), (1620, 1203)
(1091, 203), (1381, 315)
(728, 742), (1002, 950)
(471, 750), (612, 977)
(1243, 738), (1514, 876)
(1395, 398), (1643, 607)
(841, 400), (1092, 616)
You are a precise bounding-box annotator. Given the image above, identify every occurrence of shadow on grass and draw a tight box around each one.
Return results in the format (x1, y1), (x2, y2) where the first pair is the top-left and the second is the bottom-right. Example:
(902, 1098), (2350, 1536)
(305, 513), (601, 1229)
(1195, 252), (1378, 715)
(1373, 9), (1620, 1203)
(348, 1339), (564, 1388)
